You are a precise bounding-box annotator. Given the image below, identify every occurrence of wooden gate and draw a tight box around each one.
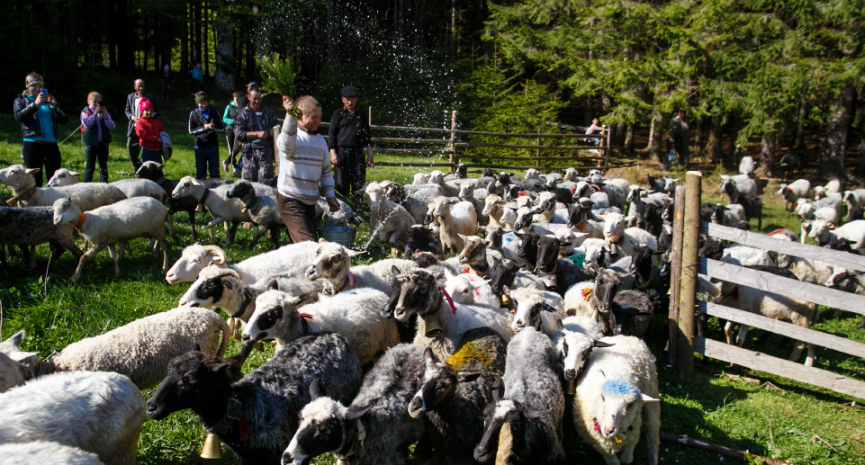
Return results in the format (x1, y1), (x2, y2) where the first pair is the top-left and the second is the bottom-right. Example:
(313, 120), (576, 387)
(669, 172), (865, 400)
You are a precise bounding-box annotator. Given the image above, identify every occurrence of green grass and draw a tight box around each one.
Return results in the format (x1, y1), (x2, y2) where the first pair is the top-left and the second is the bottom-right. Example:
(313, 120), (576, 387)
(1, 109), (864, 465)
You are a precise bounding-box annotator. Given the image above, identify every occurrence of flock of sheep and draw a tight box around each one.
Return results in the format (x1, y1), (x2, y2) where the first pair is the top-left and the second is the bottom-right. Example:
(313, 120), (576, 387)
(0, 155), (863, 465)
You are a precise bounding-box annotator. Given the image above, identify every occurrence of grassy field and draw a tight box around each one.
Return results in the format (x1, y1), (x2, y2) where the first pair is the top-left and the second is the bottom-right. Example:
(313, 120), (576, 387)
(0, 104), (864, 465)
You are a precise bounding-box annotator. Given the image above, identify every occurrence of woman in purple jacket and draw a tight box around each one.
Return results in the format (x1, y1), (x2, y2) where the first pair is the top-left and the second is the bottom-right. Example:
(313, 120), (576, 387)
(80, 91), (116, 182)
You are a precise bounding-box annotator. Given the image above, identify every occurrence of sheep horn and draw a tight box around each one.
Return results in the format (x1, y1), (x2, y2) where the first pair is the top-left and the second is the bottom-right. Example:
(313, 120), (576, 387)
(200, 245), (228, 265)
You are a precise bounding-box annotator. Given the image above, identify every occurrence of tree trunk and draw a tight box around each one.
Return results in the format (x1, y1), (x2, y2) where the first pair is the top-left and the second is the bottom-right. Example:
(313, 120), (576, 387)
(819, 86), (854, 180)
(585, 95), (593, 126)
(614, 121), (626, 148)
(706, 113), (722, 164)
(203, 1), (209, 77)
(624, 123), (634, 155)
(692, 118), (704, 159)
(728, 117), (743, 169)
(757, 132), (776, 178)
(649, 107), (662, 161)
(214, 15), (235, 92)
(180, 5), (189, 75)
(66, 0), (79, 61)
(117, 0), (133, 70)
(794, 100), (807, 149)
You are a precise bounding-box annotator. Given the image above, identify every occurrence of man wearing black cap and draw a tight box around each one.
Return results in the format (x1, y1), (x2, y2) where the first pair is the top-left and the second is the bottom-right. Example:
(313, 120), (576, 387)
(328, 85), (373, 207)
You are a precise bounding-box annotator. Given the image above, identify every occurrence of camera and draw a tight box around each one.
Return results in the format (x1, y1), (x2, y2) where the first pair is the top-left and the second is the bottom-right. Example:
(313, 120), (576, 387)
(40, 88), (48, 95)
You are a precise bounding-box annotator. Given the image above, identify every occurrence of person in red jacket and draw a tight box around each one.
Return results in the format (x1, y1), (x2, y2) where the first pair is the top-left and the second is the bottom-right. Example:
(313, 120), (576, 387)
(135, 98), (166, 164)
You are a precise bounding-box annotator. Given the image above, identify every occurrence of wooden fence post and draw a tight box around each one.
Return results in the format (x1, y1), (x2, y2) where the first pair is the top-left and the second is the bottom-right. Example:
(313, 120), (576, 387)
(536, 129), (542, 167)
(677, 171), (702, 379)
(603, 125), (611, 170)
(449, 110), (458, 172)
(369, 106), (372, 127)
(668, 185), (686, 366)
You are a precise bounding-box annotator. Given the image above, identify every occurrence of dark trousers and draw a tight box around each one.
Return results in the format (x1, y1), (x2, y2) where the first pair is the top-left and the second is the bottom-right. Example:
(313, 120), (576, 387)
(333, 147), (367, 202)
(141, 148), (163, 165)
(127, 136), (142, 171)
(242, 147), (275, 187)
(84, 142), (109, 183)
(277, 192), (317, 243)
(195, 145), (220, 179)
(22, 142), (62, 187)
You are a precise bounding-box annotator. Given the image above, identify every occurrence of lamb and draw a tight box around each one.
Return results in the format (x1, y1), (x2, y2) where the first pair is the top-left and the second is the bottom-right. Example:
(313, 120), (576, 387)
(563, 280), (597, 317)
(553, 316), (611, 382)
(459, 182), (486, 223)
(720, 245), (775, 267)
(0, 205), (82, 272)
(47, 168), (167, 203)
(0, 164), (127, 211)
(795, 199), (841, 223)
(387, 267), (513, 362)
(482, 194), (508, 229)
(0, 371), (145, 465)
(171, 176), (265, 248)
(715, 281), (817, 366)
(134, 161), (231, 240)
(430, 196), (478, 255)
(408, 331), (507, 460)
(453, 234), (502, 276)
(37, 306), (228, 390)
(710, 203), (749, 228)
(165, 241), (319, 284)
(282, 344), (425, 465)
(364, 181), (417, 257)
(573, 335), (660, 465)
(226, 179), (282, 249)
(241, 287), (399, 363)
(719, 174), (758, 198)
(52, 197), (169, 282)
(305, 239), (418, 295)
(532, 191), (559, 223)
(808, 219), (865, 249)
(443, 269), (501, 309)
(738, 156), (756, 176)
(507, 286), (565, 337)
(474, 326), (565, 464)
(843, 189), (865, 209)
(314, 196), (360, 228)
(778, 179), (811, 212)
(0, 441), (105, 464)
(147, 333), (362, 464)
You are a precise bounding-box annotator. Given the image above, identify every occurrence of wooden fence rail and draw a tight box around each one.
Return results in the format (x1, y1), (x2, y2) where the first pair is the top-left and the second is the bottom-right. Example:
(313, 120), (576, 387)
(672, 171), (865, 401)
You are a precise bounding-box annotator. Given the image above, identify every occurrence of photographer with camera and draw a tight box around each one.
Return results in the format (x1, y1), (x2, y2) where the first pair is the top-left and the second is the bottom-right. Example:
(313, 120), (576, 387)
(80, 91), (116, 183)
(13, 72), (68, 187)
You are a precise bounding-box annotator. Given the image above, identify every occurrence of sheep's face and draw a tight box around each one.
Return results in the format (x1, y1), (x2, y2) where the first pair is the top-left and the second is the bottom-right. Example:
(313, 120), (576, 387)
(536, 236), (560, 274)
(488, 258), (517, 297)
(512, 207), (533, 232)
(147, 349), (232, 421)
(430, 196), (452, 218)
(567, 203), (592, 229)
(390, 268), (438, 321)
(134, 161), (165, 180)
(242, 291), (304, 345)
(602, 213), (625, 243)
(558, 332), (594, 380)
(306, 242), (353, 282)
(533, 192), (556, 215)
(564, 167), (578, 181)
(593, 270), (622, 314)
(364, 182), (382, 211)
(628, 246), (654, 281)
(0, 164), (35, 190)
(458, 183), (472, 200)
(408, 348), (462, 418)
(524, 168), (539, 180)
(485, 227), (504, 250)
(516, 231), (539, 264)
(808, 220), (832, 241)
(594, 380), (658, 440)
(413, 172), (430, 185)
(178, 267), (242, 313)
(171, 176), (201, 199)
(443, 271), (489, 307)
(582, 241), (609, 270)
(0, 352), (30, 393)
(46, 168), (79, 187)
(52, 198), (81, 226)
(285, 397), (349, 465)
(429, 170), (444, 185)
(165, 244), (226, 284)
(626, 185), (640, 203)
(225, 180), (254, 202)
(509, 289), (554, 333)
(499, 207), (516, 226)
(458, 236), (486, 267)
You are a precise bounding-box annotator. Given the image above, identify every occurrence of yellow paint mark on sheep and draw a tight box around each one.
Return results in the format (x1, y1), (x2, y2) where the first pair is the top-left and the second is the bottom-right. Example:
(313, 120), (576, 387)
(446, 340), (498, 374)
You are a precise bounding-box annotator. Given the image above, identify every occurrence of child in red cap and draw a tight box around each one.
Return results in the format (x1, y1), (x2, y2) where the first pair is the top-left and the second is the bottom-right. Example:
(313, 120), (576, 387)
(135, 98), (166, 164)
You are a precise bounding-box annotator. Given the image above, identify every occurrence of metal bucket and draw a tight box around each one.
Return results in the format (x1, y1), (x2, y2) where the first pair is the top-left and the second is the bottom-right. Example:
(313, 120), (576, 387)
(317, 226), (358, 248)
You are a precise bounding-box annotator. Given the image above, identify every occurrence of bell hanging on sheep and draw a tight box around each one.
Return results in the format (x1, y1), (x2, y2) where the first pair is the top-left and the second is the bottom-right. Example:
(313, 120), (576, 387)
(423, 314), (443, 338)
(200, 433), (222, 459)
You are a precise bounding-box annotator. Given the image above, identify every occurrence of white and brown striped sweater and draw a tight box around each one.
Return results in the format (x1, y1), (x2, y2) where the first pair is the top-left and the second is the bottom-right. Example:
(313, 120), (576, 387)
(276, 115), (335, 205)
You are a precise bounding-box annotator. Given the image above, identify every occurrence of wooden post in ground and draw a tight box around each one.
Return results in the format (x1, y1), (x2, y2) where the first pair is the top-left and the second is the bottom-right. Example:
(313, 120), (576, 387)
(536, 129), (541, 167)
(603, 125), (611, 170)
(668, 185), (686, 366)
(677, 171), (702, 379)
(449, 110), (458, 172)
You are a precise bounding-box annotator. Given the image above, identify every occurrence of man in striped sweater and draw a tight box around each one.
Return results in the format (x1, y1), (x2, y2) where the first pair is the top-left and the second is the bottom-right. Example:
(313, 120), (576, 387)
(276, 95), (340, 242)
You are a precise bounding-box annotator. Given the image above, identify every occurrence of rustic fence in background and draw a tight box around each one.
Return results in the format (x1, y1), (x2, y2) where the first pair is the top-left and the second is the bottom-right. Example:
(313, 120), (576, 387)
(668, 172), (865, 401)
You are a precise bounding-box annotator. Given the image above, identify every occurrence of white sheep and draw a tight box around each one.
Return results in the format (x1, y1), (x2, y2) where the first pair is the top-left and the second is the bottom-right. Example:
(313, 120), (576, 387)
(47, 168), (166, 203)
(778, 179), (811, 211)
(442, 269), (501, 308)
(0, 164), (127, 211)
(305, 240), (418, 294)
(0, 441), (105, 464)
(739, 156), (755, 176)
(573, 335), (660, 465)
(843, 189), (865, 208)
(165, 241), (319, 284)
(0, 371), (145, 465)
(553, 316), (610, 382)
(719, 174), (758, 197)
(42, 307), (228, 389)
(52, 197), (169, 282)
(225, 179), (283, 249)
(507, 286), (565, 337)
(430, 195), (478, 255)
(365, 181), (417, 257)
(242, 287), (399, 363)
(563, 280), (597, 317)
(600, 212), (658, 257)
(720, 245), (775, 267)
(482, 194), (508, 229)
(808, 219), (865, 249)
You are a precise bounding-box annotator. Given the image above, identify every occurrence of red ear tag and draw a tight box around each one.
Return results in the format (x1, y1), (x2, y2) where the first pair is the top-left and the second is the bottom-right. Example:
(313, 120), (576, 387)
(518, 191), (528, 196)
(465, 267), (471, 274)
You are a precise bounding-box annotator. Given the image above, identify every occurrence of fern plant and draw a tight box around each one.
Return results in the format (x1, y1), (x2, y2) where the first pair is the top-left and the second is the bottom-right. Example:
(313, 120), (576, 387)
(257, 53), (296, 97)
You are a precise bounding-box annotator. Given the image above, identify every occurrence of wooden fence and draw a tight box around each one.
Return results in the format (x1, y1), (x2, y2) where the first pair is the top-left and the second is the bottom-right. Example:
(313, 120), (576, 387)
(669, 172), (865, 401)
(271, 109), (611, 172)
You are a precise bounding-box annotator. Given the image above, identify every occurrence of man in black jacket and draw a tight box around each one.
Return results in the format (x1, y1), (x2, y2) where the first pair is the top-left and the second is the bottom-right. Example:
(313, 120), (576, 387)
(665, 110), (689, 172)
(328, 86), (373, 207)
(188, 91), (224, 179)
(234, 88), (278, 186)
(124, 79), (158, 172)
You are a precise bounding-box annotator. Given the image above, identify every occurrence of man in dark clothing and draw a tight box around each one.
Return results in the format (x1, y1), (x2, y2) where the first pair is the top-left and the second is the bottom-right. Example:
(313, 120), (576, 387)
(188, 91), (224, 179)
(124, 79), (158, 172)
(234, 88), (278, 186)
(665, 110), (689, 172)
(328, 86), (373, 206)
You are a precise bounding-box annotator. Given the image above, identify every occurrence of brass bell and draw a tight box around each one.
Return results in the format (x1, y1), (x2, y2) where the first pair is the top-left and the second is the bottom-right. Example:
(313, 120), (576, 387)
(200, 432), (222, 459)
(566, 379), (577, 396)
(424, 314), (443, 338)
(501, 294), (511, 306)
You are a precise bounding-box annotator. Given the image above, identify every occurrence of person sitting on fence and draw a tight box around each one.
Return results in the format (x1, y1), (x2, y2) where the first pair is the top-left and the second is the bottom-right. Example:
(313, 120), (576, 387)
(276, 95), (340, 243)
(585, 117), (603, 146)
